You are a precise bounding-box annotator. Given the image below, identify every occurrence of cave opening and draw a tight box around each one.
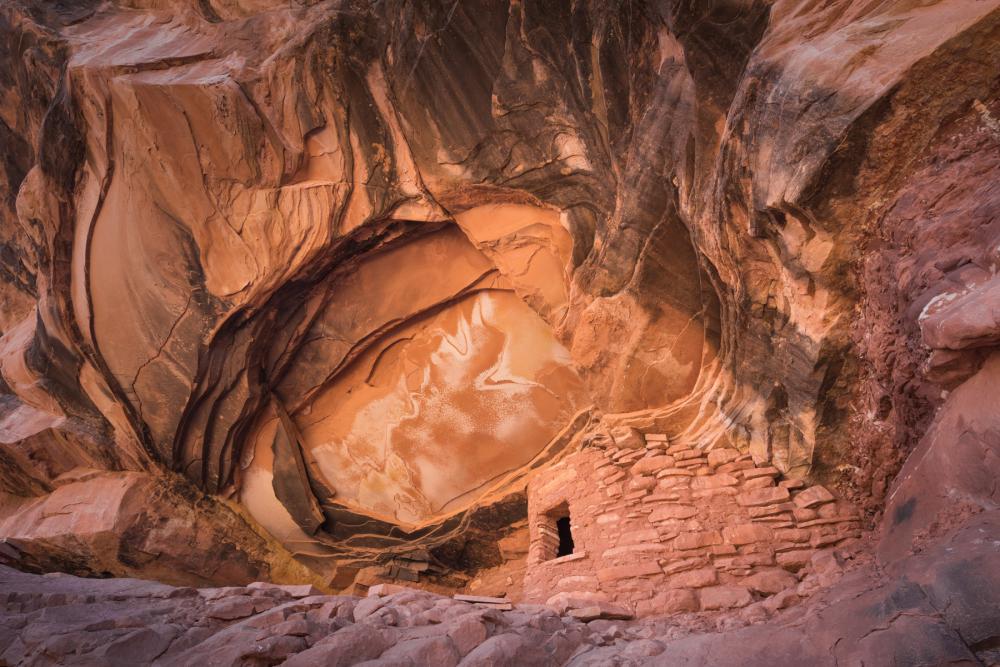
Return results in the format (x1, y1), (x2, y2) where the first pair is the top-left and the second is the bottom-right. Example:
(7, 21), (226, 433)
(556, 515), (574, 557)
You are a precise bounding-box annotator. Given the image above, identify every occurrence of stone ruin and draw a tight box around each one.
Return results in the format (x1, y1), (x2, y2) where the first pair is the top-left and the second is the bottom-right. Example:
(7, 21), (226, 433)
(522, 429), (860, 617)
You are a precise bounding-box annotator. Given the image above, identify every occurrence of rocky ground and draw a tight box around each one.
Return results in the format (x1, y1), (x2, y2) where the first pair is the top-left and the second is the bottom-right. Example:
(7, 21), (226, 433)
(2, 509), (998, 666)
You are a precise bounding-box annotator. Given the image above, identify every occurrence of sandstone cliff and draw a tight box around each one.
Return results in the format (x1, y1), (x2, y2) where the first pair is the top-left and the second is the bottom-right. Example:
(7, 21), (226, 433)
(0, 0), (998, 664)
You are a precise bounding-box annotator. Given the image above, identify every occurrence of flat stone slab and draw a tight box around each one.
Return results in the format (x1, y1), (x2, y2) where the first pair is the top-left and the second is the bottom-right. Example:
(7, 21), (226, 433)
(568, 602), (634, 622)
(453, 594), (509, 604)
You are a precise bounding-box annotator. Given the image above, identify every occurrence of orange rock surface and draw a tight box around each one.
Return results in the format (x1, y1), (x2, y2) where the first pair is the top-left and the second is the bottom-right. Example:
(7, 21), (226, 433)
(0, 0), (998, 663)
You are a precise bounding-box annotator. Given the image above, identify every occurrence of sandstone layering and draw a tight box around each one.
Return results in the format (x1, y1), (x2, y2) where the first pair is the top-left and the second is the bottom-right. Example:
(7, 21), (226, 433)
(0, 0), (999, 664)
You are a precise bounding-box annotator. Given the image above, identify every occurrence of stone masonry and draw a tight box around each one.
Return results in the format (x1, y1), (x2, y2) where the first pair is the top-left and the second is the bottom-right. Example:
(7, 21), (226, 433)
(523, 429), (862, 616)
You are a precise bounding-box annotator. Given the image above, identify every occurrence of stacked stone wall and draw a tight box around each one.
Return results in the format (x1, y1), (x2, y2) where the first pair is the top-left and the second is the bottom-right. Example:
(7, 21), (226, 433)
(523, 431), (861, 616)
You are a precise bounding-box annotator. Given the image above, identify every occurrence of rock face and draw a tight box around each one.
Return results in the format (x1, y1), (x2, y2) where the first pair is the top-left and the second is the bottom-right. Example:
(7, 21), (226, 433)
(1, 0), (1000, 663)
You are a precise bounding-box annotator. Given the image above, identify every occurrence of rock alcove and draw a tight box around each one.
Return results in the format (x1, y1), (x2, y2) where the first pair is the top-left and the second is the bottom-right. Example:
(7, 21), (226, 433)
(0, 0), (998, 664)
(240, 211), (591, 533)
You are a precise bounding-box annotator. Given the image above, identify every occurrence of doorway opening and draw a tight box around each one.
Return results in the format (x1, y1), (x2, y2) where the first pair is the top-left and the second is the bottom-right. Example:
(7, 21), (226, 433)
(555, 515), (574, 557)
(540, 502), (575, 561)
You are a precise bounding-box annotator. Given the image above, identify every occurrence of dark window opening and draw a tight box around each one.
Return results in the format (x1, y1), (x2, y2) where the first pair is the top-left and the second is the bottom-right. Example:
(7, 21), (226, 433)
(556, 515), (574, 557)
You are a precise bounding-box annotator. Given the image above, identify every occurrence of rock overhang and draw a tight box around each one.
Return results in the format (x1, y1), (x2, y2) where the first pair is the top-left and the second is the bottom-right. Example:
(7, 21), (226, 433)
(0, 4), (997, 650)
(239, 216), (592, 532)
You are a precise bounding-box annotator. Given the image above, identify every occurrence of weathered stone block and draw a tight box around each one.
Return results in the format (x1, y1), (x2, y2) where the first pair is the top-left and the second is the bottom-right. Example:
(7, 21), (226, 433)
(690, 473), (739, 490)
(601, 469), (626, 485)
(667, 567), (718, 589)
(710, 543), (738, 556)
(649, 505), (697, 522)
(743, 568), (798, 595)
(656, 468), (694, 477)
(610, 426), (644, 450)
(736, 486), (790, 507)
(447, 615), (488, 657)
(707, 448), (740, 468)
(718, 460), (757, 474)
(742, 466), (780, 480)
(366, 583), (421, 598)
(741, 476), (776, 490)
(723, 523), (774, 545)
(749, 503), (795, 518)
(691, 487), (739, 500)
(603, 543), (669, 559)
(776, 549), (815, 570)
(657, 477), (692, 492)
(674, 530), (723, 550)
(596, 562), (662, 582)
(642, 492), (681, 504)
(635, 589), (699, 616)
(206, 595), (256, 620)
(632, 455), (676, 475)
(568, 602), (633, 621)
(698, 585), (753, 610)
(545, 591), (609, 613)
(774, 528), (811, 543)
(620, 528), (661, 545)
(793, 485), (835, 509)
(810, 530), (846, 548)
(661, 556), (708, 574)
(627, 476), (657, 492)
(792, 507), (818, 522)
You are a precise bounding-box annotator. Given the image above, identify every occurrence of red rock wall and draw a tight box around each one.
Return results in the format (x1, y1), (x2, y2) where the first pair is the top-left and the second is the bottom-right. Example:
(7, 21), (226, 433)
(0, 0), (999, 662)
(0, 0), (997, 612)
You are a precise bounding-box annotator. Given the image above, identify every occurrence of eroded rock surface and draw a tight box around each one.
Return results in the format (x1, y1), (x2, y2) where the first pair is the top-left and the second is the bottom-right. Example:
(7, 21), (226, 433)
(1, 0), (999, 663)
